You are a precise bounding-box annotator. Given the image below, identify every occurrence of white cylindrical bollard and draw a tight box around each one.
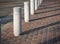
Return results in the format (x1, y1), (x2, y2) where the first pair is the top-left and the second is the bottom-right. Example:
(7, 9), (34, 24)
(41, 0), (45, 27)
(40, 0), (42, 4)
(13, 7), (22, 36)
(35, 0), (38, 10)
(38, 0), (40, 7)
(30, 0), (34, 15)
(24, 1), (30, 22)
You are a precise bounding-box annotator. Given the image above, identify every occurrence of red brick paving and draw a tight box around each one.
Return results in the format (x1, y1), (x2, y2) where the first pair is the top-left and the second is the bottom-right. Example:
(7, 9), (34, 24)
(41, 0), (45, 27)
(1, 0), (60, 44)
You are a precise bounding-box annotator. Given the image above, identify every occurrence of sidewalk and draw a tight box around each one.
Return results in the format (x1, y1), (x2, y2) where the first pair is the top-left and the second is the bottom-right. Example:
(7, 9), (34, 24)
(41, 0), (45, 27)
(1, 0), (60, 44)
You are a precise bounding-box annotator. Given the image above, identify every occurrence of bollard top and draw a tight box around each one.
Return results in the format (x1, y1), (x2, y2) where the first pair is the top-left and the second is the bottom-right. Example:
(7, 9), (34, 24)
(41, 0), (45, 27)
(24, 1), (29, 4)
(13, 7), (22, 9)
(13, 7), (22, 14)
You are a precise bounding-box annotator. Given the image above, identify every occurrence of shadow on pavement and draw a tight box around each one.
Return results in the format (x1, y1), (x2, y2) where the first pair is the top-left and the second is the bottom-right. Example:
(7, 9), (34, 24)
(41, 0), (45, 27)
(30, 14), (60, 22)
(38, 36), (60, 44)
(35, 8), (60, 14)
(21, 21), (60, 35)
(39, 5), (60, 10)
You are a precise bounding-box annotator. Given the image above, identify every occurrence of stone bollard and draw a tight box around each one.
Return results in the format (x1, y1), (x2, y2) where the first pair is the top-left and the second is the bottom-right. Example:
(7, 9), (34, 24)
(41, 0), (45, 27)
(38, 0), (40, 7)
(13, 7), (22, 36)
(24, 1), (30, 22)
(35, 0), (38, 10)
(30, 0), (34, 15)
(40, 0), (43, 4)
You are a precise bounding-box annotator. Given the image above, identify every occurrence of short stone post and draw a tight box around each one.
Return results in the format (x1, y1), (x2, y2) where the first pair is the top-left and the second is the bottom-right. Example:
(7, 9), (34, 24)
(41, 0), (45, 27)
(35, 0), (38, 10)
(13, 7), (22, 36)
(38, 0), (40, 7)
(24, 1), (30, 22)
(40, 0), (42, 4)
(30, 0), (34, 15)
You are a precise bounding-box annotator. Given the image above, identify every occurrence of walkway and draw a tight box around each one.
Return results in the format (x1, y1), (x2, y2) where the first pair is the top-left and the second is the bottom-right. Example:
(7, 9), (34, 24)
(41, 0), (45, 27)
(1, 0), (60, 44)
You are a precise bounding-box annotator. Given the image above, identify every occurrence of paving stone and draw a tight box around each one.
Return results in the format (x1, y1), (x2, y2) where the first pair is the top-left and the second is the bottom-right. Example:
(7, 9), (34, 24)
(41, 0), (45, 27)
(1, 0), (60, 44)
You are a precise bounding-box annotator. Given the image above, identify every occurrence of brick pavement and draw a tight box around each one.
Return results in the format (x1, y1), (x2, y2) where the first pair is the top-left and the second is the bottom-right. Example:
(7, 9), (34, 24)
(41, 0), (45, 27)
(1, 0), (60, 44)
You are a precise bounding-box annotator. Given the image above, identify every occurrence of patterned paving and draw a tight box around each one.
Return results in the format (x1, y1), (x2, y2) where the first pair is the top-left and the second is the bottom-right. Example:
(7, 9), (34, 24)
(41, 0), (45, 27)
(1, 0), (60, 44)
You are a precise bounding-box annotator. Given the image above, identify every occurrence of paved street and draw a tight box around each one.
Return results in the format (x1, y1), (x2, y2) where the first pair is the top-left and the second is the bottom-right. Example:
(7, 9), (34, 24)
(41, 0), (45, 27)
(0, 0), (24, 17)
(1, 0), (60, 44)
